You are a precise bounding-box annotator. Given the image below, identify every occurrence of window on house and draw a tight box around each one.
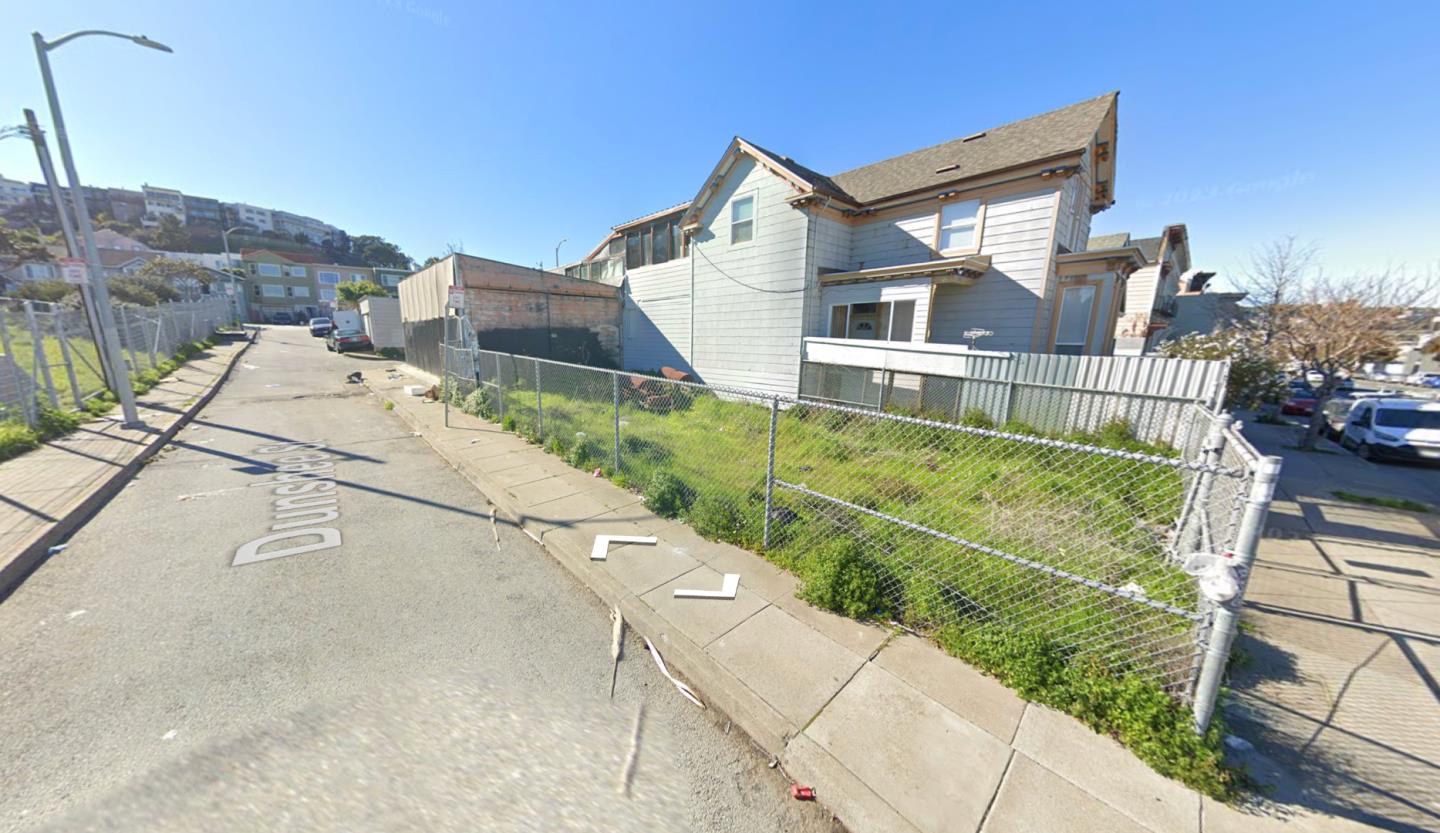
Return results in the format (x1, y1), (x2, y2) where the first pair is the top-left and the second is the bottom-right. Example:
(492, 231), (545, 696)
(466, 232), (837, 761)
(731, 195), (755, 244)
(317, 271), (340, 285)
(319, 288), (336, 301)
(261, 284), (284, 297)
(256, 263), (282, 277)
(651, 223), (670, 264)
(625, 230), (643, 270)
(350, 273), (365, 282)
(24, 263), (55, 280)
(291, 285), (310, 298)
(938, 199), (981, 252)
(1053, 283), (1097, 356)
(285, 265), (307, 278)
(827, 300), (917, 342)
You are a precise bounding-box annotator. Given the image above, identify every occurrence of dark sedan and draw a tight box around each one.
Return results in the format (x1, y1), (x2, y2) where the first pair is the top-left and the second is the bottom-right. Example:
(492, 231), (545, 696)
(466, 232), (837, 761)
(326, 328), (373, 354)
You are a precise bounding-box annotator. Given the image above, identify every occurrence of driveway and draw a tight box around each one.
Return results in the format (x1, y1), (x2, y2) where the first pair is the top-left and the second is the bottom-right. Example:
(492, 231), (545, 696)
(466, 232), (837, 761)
(1229, 418), (1440, 832)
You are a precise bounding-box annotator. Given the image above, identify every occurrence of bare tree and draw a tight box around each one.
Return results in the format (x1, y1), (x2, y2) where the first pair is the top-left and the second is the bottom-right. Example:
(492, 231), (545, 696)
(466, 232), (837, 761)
(1272, 268), (1437, 449)
(1232, 236), (1317, 347)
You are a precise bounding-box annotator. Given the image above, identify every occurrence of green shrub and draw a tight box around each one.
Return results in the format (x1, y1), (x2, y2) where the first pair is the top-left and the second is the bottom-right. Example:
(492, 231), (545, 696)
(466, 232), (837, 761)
(999, 419), (1042, 436)
(460, 389), (491, 419)
(0, 420), (40, 462)
(644, 471), (689, 519)
(501, 414), (517, 433)
(689, 493), (761, 548)
(820, 407), (855, 432)
(959, 407), (996, 429)
(378, 347), (405, 360)
(937, 624), (1244, 799)
(383, 399), (395, 411)
(544, 435), (569, 457)
(797, 537), (888, 619)
(566, 438), (602, 469)
(35, 403), (84, 440)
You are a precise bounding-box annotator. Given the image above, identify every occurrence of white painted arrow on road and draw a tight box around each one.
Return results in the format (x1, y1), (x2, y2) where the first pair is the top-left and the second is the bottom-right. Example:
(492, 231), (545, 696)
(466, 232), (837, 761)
(674, 573), (740, 600)
(590, 535), (658, 561)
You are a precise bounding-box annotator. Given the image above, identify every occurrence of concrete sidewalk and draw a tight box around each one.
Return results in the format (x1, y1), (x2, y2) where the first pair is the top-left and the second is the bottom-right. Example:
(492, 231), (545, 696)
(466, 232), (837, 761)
(369, 369), (1381, 833)
(0, 334), (251, 596)
(1231, 419), (1440, 832)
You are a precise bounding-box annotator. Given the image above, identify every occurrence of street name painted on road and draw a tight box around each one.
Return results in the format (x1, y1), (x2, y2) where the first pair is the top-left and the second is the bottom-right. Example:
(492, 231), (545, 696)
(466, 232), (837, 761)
(233, 441), (344, 566)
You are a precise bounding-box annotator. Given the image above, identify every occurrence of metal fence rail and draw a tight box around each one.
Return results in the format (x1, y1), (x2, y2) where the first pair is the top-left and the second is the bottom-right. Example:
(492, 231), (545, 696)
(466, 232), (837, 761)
(0, 295), (231, 426)
(440, 336), (1275, 729)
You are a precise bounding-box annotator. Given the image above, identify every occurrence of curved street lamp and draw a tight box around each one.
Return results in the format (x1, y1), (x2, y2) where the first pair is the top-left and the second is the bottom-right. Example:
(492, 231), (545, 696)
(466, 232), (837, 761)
(32, 29), (173, 427)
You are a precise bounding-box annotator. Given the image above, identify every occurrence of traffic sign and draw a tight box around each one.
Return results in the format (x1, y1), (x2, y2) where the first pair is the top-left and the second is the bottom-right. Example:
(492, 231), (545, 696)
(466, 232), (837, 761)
(447, 286), (466, 309)
(60, 258), (88, 285)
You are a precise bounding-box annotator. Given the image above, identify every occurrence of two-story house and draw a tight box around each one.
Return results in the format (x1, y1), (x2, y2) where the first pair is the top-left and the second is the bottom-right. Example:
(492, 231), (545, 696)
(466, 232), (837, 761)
(569, 92), (1146, 396)
(1098, 225), (1217, 354)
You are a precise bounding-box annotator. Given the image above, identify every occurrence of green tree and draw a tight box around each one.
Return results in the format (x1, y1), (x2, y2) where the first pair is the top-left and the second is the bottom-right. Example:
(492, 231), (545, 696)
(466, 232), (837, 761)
(335, 279), (389, 309)
(0, 224), (55, 261)
(350, 235), (411, 269)
(139, 214), (190, 251)
(12, 279), (76, 304)
(136, 257), (215, 301)
(1155, 329), (1286, 410)
(108, 272), (182, 306)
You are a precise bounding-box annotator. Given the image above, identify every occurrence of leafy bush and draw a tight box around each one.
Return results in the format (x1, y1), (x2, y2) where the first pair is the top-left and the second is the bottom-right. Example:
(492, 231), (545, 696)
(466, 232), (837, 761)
(1156, 329), (1286, 410)
(959, 407), (996, 429)
(544, 435), (569, 457)
(460, 389), (492, 419)
(565, 438), (602, 469)
(644, 471), (689, 519)
(937, 623), (1244, 799)
(0, 420), (40, 462)
(689, 493), (761, 548)
(797, 537), (888, 619)
(35, 403), (84, 440)
(383, 399), (395, 411)
(378, 347), (405, 360)
(501, 414), (517, 433)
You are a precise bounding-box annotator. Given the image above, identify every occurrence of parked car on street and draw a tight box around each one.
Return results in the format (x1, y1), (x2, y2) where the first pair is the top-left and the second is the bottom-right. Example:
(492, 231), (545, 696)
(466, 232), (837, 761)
(326, 328), (373, 354)
(309, 317), (333, 337)
(1282, 382), (1318, 417)
(1406, 371), (1440, 386)
(1339, 398), (1440, 463)
(270, 311), (294, 325)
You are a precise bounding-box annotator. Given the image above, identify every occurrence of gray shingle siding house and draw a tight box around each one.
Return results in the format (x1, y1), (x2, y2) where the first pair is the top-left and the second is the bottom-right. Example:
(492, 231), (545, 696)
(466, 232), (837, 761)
(570, 92), (1146, 396)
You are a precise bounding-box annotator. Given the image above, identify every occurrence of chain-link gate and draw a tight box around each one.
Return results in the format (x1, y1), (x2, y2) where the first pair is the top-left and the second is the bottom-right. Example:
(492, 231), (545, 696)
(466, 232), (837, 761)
(441, 340), (1276, 729)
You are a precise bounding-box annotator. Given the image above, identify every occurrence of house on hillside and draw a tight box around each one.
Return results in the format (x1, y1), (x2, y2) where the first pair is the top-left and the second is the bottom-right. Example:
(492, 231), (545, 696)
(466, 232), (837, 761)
(566, 92), (1146, 396)
(241, 248), (404, 323)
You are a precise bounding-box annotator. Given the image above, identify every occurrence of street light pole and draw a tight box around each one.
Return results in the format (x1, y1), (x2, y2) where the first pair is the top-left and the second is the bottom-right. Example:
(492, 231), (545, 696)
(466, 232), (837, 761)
(33, 29), (172, 427)
(554, 238), (566, 270)
(221, 225), (244, 323)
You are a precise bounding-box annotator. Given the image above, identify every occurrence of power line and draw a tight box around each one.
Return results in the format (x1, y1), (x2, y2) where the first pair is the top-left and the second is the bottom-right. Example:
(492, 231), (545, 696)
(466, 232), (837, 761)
(691, 239), (807, 295)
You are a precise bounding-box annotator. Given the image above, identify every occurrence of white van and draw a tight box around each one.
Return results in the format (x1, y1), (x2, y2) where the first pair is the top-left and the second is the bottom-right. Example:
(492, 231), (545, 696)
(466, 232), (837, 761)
(1340, 398), (1440, 463)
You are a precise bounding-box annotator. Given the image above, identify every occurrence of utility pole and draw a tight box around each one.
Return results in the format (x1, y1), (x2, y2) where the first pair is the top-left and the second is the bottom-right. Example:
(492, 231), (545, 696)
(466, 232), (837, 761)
(33, 29), (173, 427)
(554, 237), (567, 270)
(23, 108), (113, 391)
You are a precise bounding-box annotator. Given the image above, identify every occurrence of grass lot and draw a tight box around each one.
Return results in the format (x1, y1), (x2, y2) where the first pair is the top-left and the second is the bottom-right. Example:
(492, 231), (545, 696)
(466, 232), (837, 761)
(447, 366), (1247, 797)
(1, 318), (108, 406)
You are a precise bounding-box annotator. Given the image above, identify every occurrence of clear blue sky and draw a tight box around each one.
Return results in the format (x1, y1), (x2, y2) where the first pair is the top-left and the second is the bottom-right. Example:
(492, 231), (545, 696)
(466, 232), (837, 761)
(1, 1), (1436, 286)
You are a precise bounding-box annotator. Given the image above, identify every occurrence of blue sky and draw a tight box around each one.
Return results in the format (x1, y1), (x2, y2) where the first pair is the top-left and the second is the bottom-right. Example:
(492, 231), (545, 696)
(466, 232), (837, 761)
(1, 1), (1436, 286)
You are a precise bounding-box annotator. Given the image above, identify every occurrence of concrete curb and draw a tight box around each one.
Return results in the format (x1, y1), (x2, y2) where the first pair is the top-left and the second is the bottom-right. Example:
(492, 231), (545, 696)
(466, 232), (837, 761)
(367, 380), (900, 830)
(0, 331), (257, 599)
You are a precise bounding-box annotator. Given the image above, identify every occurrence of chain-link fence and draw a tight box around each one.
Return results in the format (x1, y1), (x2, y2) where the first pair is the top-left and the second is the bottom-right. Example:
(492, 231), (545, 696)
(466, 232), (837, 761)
(441, 336), (1276, 729)
(0, 295), (232, 426)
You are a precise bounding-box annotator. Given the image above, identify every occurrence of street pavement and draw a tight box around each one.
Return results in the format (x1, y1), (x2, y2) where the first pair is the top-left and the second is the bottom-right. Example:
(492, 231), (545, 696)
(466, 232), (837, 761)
(1231, 418), (1440, 832)
(0, 326), (836, 832)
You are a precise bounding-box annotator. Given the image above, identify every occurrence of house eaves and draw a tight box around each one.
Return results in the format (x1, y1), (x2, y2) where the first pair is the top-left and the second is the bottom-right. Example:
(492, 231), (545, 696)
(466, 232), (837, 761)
(819, 254), (992, 286)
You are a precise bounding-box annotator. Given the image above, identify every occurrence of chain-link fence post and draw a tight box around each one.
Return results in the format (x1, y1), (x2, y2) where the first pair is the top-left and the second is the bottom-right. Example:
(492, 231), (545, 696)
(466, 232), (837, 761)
(0, 307), (35, 426)
(24, 301), (60, 410)
(117, 305), (139, 377)
(1178, 412), (1233, 556)
(442, 316), (450, 428)
(1193, 454), (1282, 732)
(495, 353), (506, 422)
(534, 361), (544, 440)
(612, 371), (621, 473)
(146, 310), (160, 369)
(51, 307), (84, 409)
(762, 396), (780, 548)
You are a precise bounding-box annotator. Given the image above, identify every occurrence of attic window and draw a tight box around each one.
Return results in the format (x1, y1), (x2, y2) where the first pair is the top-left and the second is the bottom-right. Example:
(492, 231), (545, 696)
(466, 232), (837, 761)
(934, 163), (961, 174)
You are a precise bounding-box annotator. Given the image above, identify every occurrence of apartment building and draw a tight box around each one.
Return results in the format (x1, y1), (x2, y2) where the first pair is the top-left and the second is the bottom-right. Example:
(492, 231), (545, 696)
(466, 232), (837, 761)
(271, 211), (336, 245)
(0, 176), (29, 211)
(241, 249), (394, 321)
(226, 202), (274, 232)
(141, 184), (186, 226)
(183, 194), (223, 226)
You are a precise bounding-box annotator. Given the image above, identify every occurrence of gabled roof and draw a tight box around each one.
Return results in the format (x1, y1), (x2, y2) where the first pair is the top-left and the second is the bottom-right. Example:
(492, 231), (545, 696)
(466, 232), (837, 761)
(1088, 232), (1131, 250)
(827, 92), (1119, 205)
(1130, 236), (1163, 263)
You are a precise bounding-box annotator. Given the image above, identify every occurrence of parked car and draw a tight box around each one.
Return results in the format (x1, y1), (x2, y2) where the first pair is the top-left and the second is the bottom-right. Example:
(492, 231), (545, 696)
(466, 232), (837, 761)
(309, 317), (333, 337)
(270, 311), (294, 325)
(1322, 397), (1357, 440)
(1339, 398), (1440, 463)
(326, 328), (373, 354)
(1281, 381), (1318, 416)
(1408, 371), (1440, 387)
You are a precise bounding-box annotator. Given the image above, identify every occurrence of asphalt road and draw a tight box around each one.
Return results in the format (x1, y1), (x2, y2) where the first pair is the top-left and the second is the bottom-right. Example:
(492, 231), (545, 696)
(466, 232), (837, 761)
(0, 326), (836, 832)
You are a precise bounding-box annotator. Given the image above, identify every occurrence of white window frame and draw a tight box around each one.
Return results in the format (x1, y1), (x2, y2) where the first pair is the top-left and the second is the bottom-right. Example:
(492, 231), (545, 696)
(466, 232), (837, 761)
(1051, 280), (1100, 355)
(291, 285), (310, 298)
(935, 197), (984, 255)
(256, 263), (282, 278)
(350, 273), (366, 282)
(826, 300), (916, 342)
(730, 193), (756, 245)
(261, 283), (285, 298)
(285, 265), (307, 278)
(317, 271), (340, 285)
(319, 288), (337, 301)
